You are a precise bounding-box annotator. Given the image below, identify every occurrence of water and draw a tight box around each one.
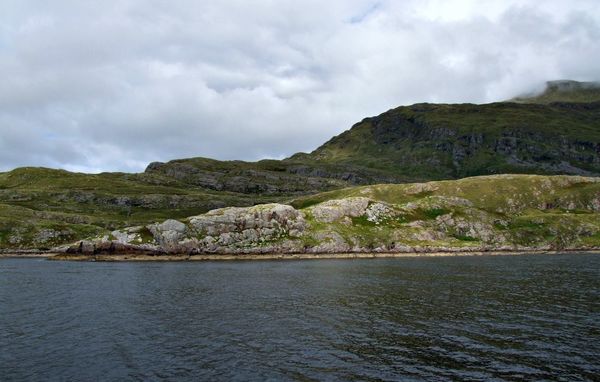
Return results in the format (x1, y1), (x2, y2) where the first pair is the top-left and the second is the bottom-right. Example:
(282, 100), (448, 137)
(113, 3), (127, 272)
(1, 254), (599, 381)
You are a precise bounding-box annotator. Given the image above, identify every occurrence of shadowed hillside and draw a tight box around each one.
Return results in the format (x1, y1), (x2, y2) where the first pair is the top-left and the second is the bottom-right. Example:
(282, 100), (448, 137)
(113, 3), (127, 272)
(298, 99), (600, 180)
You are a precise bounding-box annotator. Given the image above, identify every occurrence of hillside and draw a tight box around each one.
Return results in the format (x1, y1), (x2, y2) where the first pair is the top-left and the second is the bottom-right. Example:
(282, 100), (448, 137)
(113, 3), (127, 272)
(153, 80), (600, 184)
(0, 168), (270, 250)
(297, 99), (600, 181)
(2, 80), (600, 251)
(56, 175), (600, 258)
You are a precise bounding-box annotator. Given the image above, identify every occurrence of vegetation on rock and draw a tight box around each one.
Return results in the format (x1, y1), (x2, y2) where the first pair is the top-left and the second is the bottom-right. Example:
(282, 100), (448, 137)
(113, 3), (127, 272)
(64, 175), (600, 256)
(1, 80), (599, 252)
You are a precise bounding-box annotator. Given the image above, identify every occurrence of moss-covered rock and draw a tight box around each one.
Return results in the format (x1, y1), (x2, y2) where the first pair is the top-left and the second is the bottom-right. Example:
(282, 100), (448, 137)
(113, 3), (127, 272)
(59, 175), (600, 256)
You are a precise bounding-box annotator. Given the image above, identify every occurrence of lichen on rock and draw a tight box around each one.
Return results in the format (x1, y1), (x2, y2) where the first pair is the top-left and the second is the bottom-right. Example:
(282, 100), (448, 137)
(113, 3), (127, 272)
(56, 174), (600, 257)
(310, 197), (370, 223)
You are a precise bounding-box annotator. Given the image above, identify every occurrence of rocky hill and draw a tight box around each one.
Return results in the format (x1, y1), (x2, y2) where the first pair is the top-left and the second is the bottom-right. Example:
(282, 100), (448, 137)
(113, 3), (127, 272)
(57, 175), (600, 258)
(150, 80), (600, 185)
(298, 96), (600, 181)
(0, 167), (271, 250)
(1, 80), (599, 251)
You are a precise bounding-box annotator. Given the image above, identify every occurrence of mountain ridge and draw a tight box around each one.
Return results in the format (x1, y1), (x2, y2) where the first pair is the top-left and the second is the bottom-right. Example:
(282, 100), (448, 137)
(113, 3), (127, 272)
(147, 80), (600, 187)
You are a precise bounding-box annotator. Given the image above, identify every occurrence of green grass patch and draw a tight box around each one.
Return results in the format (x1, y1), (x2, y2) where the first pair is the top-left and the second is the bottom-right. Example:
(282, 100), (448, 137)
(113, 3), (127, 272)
(351, 215), (377, 227)
(422, 208), (449, 219)
(453, 234), (479, 242)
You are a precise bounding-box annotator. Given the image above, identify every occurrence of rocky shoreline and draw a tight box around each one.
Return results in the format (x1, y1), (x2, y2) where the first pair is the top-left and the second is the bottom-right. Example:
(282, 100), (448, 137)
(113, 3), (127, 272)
(3, 175), (600, 260)
(2, 249), (599, 262)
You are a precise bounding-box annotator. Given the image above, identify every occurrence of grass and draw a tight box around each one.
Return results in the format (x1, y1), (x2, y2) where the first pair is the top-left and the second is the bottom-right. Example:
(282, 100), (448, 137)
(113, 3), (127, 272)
(0, 167), (281, 249)
(453, 234), (479, 242)
(1, 82), (600, 250)
(305, 99), (600, 181)
(292, 175), (600, 216)
(422, 208), (449, 219)
(290, 174), (600, 251)
(351, 215), (377, 227)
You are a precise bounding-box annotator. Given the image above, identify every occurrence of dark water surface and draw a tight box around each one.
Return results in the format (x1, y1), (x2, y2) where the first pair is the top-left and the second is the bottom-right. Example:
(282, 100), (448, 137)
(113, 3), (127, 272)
(1, 254), (599, 381)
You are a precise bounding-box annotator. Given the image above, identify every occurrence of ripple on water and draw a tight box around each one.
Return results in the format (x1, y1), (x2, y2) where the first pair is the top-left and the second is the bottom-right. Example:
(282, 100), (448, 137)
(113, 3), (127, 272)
(1, 254), (599, 381)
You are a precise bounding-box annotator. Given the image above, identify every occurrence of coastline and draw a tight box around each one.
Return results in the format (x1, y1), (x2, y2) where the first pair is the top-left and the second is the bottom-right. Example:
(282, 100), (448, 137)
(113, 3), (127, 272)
(0, 251), (54, 259)
(1, 249), (596, 262)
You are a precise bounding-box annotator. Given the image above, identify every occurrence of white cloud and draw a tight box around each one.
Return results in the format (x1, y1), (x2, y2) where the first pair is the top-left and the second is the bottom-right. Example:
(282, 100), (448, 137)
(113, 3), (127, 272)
(0, 0), (599, 172)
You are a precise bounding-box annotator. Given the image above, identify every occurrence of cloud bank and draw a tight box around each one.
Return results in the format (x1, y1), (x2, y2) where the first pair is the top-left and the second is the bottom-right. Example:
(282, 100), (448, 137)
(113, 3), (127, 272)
(1, 0), (599, 172)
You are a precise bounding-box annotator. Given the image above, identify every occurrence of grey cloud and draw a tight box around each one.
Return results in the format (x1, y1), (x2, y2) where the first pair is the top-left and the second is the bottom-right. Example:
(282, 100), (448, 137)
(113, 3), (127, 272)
(1, 0), (599, 172)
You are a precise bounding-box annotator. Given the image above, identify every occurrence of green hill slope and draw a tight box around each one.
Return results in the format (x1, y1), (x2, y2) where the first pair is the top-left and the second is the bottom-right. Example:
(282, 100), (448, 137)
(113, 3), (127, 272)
(0, 167), (275, 250)
(298, 100), (600, 181)
(2, 80), (600, 251)
(58, 175), (600, 258)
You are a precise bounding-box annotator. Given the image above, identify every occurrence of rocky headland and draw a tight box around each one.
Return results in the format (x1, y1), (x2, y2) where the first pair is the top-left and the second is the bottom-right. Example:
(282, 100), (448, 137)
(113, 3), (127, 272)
(52, 174), (600, 260)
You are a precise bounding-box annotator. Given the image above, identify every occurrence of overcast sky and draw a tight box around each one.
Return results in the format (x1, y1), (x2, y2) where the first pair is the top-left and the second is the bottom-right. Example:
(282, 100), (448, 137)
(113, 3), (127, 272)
(1, 0), (599, 173)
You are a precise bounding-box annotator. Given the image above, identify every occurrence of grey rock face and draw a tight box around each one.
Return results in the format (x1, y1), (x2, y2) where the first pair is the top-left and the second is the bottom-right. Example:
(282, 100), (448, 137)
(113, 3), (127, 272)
(148, 219), (188, 249)
(105, 203), (309, 254)
(188, 204), (307, 252)
(310, 197), (370, 223)
(157, 219), (187, 233)
(111, 226), (149, 245)
(33, 228), (73, 245)
(308, 231), (350, 253)
(58, 175), (600, 256)
(435, 212), (507, 244)
(365, 202), (396, 223)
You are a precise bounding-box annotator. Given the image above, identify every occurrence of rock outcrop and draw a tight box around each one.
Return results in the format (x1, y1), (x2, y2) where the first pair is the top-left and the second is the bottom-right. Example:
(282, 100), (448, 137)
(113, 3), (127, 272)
(72, 204), (309, 255)
(310, 197), (370, 222)
(3, 81), (600, 252)
(60, 175), (600, 258)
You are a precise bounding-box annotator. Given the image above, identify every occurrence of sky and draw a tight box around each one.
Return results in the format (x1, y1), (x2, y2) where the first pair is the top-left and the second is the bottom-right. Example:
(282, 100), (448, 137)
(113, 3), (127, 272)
(1, 0), (599, 173)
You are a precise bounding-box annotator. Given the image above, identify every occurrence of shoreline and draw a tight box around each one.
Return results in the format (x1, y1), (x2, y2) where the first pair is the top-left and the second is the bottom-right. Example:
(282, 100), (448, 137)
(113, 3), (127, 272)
(0, 252), (54, 259)
(2, 249), (599, 262)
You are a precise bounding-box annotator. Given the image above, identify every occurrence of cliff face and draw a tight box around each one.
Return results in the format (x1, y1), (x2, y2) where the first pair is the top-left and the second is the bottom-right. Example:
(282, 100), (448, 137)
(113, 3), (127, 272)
(307, 101), (600, 181)
(61, 175), (600, 257)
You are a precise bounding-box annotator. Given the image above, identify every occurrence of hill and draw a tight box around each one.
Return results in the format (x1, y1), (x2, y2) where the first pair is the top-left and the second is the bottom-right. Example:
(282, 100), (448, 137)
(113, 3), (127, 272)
(2, 80), (600, 251)
(56, 174), (600, 258)
(295, 102), (600, 181)
(0, 167), (272, 250)
(154, 80), (600, 184)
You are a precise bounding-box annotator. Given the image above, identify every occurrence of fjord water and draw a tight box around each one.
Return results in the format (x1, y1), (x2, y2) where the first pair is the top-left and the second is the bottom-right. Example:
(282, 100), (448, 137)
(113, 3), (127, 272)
(1, 255), (599, 381)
